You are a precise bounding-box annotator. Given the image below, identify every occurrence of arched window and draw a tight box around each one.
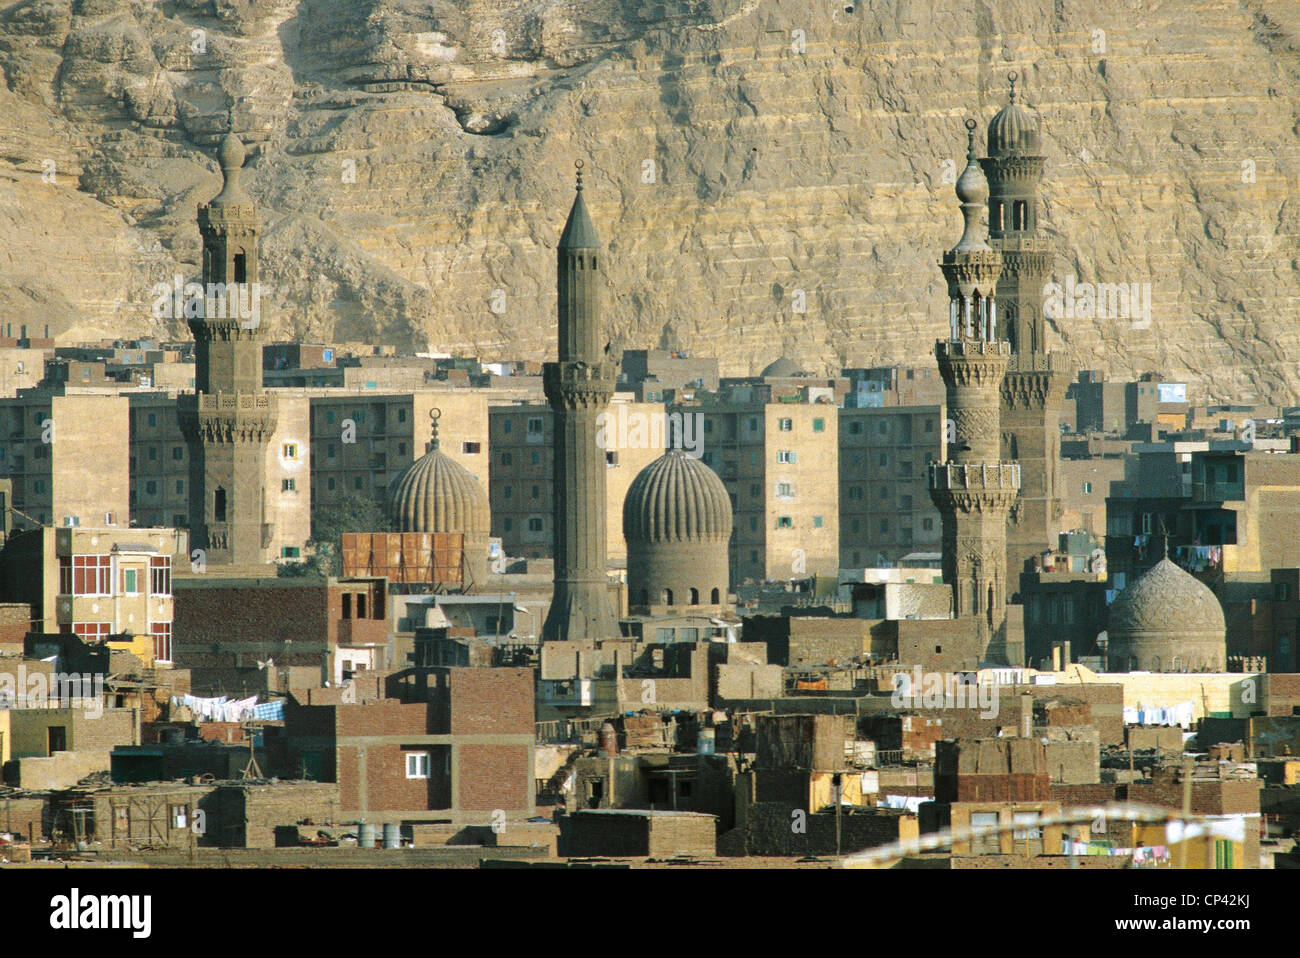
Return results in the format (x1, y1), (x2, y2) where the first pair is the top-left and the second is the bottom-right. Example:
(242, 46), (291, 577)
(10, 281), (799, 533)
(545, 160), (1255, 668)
(689, 587), (699, 605)
(1013, 200), (1027, 231)
(711, 587), (720, 604)
(214, 487), (227, 522)
(663, 588), (674, 606)
(992, 201), (1003, 232)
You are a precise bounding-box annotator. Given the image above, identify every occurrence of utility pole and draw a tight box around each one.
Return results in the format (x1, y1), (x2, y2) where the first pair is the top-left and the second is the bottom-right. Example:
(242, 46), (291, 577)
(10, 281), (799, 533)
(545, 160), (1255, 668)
(1177, 755), (1193, 869)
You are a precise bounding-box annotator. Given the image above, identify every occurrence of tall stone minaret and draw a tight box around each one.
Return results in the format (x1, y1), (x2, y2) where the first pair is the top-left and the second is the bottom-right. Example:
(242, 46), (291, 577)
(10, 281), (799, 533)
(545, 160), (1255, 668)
(178, 129), (277, 569)
(981, 72), (1070, 598)
(929, 120), (1021, 662)
(541, 162), (619, 642)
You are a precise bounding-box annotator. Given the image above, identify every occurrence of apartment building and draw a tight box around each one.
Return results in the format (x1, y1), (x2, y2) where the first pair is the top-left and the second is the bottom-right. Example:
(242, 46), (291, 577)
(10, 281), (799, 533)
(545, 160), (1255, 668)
(0, 392), (129, 530)
(0, 525), (187, 663)
(839, 404), (945, 568)
(308, 389), (489, 521)
(488, 397), (666, 563)
(692, 396), (839, 583)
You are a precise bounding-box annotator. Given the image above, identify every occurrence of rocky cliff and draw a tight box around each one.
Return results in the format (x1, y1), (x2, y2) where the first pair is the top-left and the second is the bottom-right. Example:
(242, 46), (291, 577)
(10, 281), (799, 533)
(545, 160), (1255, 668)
(1, 0), (1298, 400)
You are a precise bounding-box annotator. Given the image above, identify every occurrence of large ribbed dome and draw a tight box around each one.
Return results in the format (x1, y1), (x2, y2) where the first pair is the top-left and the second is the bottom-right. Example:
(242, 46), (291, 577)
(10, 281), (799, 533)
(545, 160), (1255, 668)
(624, 450), (733, 543)
(1108, 558), (1226, 635)
(387, 443), (489, 535)
(987, 77), (1041, 158)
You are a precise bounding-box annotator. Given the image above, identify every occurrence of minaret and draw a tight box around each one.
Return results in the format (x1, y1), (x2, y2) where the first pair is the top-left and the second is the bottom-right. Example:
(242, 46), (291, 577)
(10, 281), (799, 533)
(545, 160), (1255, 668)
(540, 161), (620, 641)
(178, 128), (277, 569)
(929, 120), (1021, 661)
(980, 72), (1071, 597)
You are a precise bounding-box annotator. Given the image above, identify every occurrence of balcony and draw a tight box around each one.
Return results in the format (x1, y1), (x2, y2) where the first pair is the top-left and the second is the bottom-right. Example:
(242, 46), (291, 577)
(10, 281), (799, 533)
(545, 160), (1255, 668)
(928, 461), (1021, 491)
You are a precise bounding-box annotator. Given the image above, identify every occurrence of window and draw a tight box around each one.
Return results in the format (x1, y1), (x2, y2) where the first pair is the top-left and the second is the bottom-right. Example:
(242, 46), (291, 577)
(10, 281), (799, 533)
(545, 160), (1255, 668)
(778, 418), (793, 431)
(151, 622), (172, 663)
(776, 482), (793, 498)
(283, 443), (298, 460)
(174, 480), (184, 494)
(502, 419), (513, 433)
(531, 452), (540, 465)
(777, 516), (793, 529)
(1082, 481), (1092, 494)
(528, 517), (544, 532)
(145, 480), (157, 495)
(923, 517), (934, 531)
(397, 408), (407, 423)
(326, 410), (336, 425)
(813, 418), (825, 433)
(849, 421), (862, 435)
(501, 453), (513, 466)
(326, 443), (336, 459)
(122, 568), (138, 594)
(150, 556), (171, 596)
(406, 752), (431, 779)
(925, 419), (934, 433)
(503, 518), (513, 532)
(777, 450), (796, 464)
(354, 477), (364, 490)
(851, 519), (860, 533)
(527, 417), (543, 434)
(530, 485), (540, 499)
(703, 420), (714, 434)
(148, 446), (157, 461)
(813, 516), (823, 528)
(463, 442), (481, 454)
(71, 556), (111, 595)
(748, 417), (760, 432)
(878, 452), (889, 467)
(73, 622), (111, 641)
(880, 518), (889, 532)
(606, 451), (618, 466)
(214, 488), (227, 522)
(281, 546), (300, 559)
(504, 486), (514, 500)
(749, 516), (758, 531)
(848, 486), (863, 501)
(750, 484), (761, 498)
(282, 478), (296, 492)
(147, 413), (157, 427)
(327, 478), (336, 491)
(172, 446), (184, 460)
(397, 442), (407, 457)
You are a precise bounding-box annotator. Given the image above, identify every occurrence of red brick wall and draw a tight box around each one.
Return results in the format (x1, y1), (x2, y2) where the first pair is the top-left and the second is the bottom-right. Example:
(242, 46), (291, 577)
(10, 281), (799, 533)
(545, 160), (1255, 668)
(445, 668), (533, 736)
(336, 699), (429, 737)
(458, 744), (529, 812)
(0, 603), (32, 648)
(174, 584), (330, 657)
(364, 743), (449, 811)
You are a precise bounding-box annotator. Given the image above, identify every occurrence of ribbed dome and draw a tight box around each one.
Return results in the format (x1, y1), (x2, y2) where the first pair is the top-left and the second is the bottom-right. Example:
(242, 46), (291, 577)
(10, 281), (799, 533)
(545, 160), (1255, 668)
(987, 88), (1041, 158)
(761, 356), (803, 378)
(387, 443), (489, 535)
(1108, 558), (1226, 635)
(624, 450), (733, 543)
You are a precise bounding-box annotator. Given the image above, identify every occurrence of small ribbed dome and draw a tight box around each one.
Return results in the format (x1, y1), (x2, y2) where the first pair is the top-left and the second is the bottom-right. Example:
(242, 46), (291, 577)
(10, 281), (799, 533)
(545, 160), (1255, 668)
(1108, 558), (1226, 635)
(761, 356), (803, 378)
(624, 450), (733, 543)
(987, 77), (1041, 158)
(387, 443), (489, 535)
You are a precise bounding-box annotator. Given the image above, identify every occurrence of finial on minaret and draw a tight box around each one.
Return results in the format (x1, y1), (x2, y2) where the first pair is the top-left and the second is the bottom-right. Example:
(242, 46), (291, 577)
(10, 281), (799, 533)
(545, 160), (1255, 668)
(952, 119), (990, 252)
(1007, 71), (1018, 103)
(575, 158), (585, 193)
(212, 109), (250, 206)
(428, 407), (441, 452)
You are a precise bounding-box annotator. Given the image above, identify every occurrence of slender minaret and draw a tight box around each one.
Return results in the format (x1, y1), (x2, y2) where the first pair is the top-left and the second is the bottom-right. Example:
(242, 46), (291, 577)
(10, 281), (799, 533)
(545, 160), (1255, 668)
(981, 72), (1071, 597)
(178, 127), (277, 568)
(929, 120), (1021, 661)
(541, 161), (620, 641)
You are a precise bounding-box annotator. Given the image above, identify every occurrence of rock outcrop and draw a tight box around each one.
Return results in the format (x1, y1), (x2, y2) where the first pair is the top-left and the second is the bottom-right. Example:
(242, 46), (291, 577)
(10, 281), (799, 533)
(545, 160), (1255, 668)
(1, 0), (1299, 400)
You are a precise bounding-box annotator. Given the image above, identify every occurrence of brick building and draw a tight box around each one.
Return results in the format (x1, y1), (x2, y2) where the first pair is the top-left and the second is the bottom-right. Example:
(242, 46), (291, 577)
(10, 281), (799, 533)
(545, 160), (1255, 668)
(284, 666), (535, 825)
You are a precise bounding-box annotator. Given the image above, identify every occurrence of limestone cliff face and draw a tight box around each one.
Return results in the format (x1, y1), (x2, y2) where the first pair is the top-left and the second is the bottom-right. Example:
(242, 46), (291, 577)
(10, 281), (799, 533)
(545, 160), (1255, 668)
(2, 0), (1299, 400)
